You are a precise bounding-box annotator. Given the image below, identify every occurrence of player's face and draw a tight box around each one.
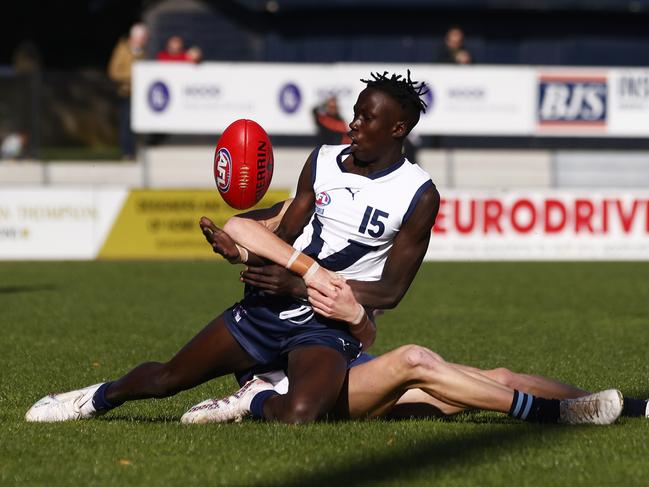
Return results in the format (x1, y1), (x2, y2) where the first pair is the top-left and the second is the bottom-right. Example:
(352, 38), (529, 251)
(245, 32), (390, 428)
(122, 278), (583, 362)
(348, 88), (404, 162)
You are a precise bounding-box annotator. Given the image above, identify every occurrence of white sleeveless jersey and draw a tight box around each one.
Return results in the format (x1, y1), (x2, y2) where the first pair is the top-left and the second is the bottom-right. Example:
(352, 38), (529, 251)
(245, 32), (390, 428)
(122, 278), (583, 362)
(292, 145), (435, 281)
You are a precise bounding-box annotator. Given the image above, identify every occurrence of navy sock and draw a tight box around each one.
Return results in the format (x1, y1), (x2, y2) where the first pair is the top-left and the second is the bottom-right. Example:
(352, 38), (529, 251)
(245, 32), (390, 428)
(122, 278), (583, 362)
(621, 397), (647, 417)
(92, 382), (122, 412)
(508, 390), (560, 423)
(250, 390), (279, 419)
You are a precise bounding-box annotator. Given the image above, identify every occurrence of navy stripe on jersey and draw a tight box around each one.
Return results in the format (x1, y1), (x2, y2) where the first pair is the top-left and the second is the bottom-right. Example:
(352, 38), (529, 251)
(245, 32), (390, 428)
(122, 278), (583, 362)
(335, 146), (408, 180)
(301, 215), (325, 258)
(403, 179), (435, 223)
(301, 215), (379, 272)
(367, 156), (406, 180)
(310, 145), (321, 185)
(320, 239), (379, 272)
(336, 146), (352, 172)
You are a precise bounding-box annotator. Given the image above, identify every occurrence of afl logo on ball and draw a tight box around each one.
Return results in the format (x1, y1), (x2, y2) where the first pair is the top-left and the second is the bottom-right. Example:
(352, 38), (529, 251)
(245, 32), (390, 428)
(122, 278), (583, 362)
(215, 148), (232, 193)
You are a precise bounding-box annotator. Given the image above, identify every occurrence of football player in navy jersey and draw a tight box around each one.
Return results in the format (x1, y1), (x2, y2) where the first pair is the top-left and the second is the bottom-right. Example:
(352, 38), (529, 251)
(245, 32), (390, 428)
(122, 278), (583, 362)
(182, 200), (640, 426)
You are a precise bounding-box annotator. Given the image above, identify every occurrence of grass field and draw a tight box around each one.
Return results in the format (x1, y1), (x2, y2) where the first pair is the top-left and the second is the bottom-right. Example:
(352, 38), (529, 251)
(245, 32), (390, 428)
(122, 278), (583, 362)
(1, 261), (648, 486)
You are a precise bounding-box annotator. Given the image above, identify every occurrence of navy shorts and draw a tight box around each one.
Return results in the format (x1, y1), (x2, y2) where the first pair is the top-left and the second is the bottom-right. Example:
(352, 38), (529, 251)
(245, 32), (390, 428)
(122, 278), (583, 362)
(224, 290), (362, 368)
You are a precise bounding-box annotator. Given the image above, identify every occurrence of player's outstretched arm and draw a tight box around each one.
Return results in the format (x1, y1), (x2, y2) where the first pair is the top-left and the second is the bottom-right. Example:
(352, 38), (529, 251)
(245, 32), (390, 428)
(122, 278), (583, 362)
(235, 198), (294, 232)
(223, 152), (340, 291)
(199, 199), (295, 264)
(348, 185), (440, 309)
(223, 215), (339, 291)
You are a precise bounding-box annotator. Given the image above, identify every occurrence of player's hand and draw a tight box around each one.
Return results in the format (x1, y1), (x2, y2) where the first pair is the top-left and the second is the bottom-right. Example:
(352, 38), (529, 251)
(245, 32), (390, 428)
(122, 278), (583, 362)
(303, 265), (342, 294)
(308, 278), (358, 322)
(199, 216), (242, 264)
(240, 264), (307, 298)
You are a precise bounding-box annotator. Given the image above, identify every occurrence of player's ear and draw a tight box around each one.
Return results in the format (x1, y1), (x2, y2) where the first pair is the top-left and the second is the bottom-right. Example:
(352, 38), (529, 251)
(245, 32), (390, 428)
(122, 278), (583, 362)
(392, 120), (408, 138)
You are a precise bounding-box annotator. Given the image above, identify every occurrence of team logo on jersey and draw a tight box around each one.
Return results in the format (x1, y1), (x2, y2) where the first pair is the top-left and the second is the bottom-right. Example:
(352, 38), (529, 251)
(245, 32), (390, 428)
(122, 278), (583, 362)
(315, 191), (331, 215)
(316, 191), (331, 207)
(214, 148), (232, 192)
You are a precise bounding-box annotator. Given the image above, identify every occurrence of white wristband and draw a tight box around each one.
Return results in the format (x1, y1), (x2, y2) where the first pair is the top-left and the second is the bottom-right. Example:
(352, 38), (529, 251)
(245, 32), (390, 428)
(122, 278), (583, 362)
(286, 248), (300, 269)
(235, 244), (249, 263)
(302, 261), (320, 282)
(350, 303), (365, 325)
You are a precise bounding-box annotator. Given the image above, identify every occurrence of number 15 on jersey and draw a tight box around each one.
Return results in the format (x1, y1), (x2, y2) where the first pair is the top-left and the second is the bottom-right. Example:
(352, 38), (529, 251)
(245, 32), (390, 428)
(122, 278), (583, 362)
(358, 206), (389, 238)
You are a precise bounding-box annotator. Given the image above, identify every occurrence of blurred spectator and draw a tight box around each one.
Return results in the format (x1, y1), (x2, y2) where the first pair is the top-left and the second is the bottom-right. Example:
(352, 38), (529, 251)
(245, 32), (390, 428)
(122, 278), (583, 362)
(157, 35), (189, 62)
(312, 96), (351, 145)
(186, 46), (203, 64)
(156, 36), (203, 64)
(108, 22), (148, 160)
(9, 40), (42, 158)
(437, 26), (472, 64)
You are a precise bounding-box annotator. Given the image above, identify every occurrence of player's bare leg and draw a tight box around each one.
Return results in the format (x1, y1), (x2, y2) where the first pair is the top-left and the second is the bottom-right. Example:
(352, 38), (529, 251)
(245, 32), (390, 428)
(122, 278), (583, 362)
(25, 315), (258, 422)
(105, 314), (257, 403)
(262, 346), (349, 423)
(449, 363), (587, 401)
(341, 345), (515, 419)
(388, 364), (589, 418)
(339, 345), (622, 425)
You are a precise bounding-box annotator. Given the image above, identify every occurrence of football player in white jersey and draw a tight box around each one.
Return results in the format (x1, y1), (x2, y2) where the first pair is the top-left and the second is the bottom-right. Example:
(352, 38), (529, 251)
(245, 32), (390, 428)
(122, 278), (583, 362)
(25, 71), (441, 423)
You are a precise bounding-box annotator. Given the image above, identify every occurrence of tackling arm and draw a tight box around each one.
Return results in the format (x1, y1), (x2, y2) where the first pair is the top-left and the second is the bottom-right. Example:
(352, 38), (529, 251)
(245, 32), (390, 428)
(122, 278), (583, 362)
(223, 153), (339, 289)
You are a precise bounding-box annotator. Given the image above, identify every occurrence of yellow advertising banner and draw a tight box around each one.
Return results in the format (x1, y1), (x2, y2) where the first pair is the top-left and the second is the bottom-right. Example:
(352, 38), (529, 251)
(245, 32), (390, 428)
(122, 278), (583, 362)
(99, 189), (290, 259)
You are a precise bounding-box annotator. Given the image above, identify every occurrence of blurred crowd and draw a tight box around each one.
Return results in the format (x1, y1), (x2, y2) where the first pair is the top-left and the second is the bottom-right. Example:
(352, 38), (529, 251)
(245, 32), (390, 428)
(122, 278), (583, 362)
(2, 21), (470, 162)
(107, 24), (204, 159)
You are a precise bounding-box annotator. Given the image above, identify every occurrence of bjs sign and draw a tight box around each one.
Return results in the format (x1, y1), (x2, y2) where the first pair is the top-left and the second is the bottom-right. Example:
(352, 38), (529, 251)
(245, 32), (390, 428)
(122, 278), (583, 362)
(537, 74), (607, 132)
(426, 191), (649, 261)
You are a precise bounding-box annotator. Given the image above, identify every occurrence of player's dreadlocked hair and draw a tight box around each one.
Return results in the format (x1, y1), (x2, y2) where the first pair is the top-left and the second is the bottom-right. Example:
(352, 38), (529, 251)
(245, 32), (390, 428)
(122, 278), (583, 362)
(360, 70), (429, 133)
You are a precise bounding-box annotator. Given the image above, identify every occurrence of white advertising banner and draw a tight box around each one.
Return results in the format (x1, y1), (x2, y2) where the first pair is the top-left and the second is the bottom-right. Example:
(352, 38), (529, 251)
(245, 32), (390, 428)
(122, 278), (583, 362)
(0, 188), (127, 260)
(132, 62), (534, 136)
(133, 62), (649, 138)
(609, 69), (649, 136)
(420, 67), (535, 135)
(427, 190), (649, 260)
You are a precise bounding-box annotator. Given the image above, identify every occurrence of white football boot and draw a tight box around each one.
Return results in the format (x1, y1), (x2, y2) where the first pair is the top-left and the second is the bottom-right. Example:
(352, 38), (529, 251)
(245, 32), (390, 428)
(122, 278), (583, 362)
(181, 377), (275, 424)
(559, 389), (623, 425)
(25, 383), (105, 422)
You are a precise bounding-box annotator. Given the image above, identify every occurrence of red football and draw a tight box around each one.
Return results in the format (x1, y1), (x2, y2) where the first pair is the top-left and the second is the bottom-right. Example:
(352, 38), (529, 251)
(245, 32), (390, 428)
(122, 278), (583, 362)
(214, 119), (274, 210)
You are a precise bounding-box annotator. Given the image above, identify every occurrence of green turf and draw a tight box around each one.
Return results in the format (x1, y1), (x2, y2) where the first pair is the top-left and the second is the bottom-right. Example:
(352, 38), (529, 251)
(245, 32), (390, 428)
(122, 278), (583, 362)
(1, 261), (648, 486)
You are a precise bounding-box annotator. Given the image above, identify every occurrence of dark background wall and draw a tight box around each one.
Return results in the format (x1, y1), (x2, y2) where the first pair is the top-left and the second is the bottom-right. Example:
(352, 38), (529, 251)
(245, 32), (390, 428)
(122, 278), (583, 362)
(3, 0), (649, 69)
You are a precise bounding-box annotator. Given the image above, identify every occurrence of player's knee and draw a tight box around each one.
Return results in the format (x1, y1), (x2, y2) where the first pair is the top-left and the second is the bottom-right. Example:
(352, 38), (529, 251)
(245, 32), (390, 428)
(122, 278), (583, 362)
(276, 396), (322, 424)
(489, 367), (517, 389)
(398, 345), (445, 377)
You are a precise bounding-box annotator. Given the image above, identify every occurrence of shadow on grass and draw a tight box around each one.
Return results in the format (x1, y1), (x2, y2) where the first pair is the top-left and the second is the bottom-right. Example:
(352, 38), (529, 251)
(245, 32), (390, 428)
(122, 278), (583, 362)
(0, 284), (57, 294)
(242, 422), (570, 487)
